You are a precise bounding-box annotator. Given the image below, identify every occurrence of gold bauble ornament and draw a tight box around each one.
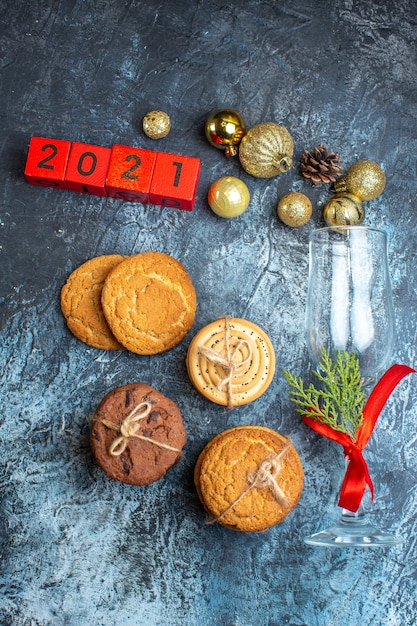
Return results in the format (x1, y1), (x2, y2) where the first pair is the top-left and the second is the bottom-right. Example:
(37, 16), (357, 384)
(323, 193), (365, 226)
(208, 176), (250, 218)
(334, 160), (386, 201)
(277, 192), (312, 227)
(238, 122), (294, 178)
(205, 109), (246, 157)
(142, 110), (171, 139)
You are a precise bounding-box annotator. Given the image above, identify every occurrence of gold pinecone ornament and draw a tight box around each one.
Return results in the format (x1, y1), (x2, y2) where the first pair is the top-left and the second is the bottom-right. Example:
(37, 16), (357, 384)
(300, 144), (343, 186)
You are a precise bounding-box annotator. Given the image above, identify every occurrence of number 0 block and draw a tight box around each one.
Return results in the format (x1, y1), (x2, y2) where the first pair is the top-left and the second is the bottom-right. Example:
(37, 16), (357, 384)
(149, 152), (201, 211)
(24, 137), (71, 188)
(105, 144), (156, 203)
(65, 142), (111, 196)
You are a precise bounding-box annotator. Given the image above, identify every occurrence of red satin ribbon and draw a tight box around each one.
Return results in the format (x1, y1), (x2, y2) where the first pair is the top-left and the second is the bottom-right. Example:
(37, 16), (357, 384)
(303, 364), (416, 512)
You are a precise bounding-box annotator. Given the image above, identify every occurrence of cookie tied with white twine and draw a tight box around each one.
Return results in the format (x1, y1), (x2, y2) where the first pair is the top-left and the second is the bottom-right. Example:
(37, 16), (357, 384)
(194, 426), (304, 532)
(186, 317), (276, 407)
(90, 382), (186, 486)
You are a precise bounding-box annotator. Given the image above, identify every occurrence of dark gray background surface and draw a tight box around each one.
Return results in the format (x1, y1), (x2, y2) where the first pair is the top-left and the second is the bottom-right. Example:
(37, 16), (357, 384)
(1, 1), (417, 625)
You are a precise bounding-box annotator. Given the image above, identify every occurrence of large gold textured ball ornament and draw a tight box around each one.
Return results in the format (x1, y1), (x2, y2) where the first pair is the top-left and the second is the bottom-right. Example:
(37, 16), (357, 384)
(142, 110), (171, 139)
(323, 193), (365, 226)
(238, 122), (294, 178)
(334, 160), (386, 200)
(205, 109), (246, 157)
(277, 192), (312, 227)
(208, 176), (250, 218)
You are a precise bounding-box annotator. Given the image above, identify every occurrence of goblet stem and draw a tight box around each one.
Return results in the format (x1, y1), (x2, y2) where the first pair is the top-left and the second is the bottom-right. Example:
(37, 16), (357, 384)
(304, 505), (402, 548)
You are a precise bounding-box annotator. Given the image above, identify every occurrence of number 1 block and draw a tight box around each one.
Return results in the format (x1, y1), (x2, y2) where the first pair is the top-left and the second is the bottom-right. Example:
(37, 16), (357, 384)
(65, 142), (111, 196)
(24, 137), (72, 188)
(105, 144), (156, 203)
(149, 152), (201, 211)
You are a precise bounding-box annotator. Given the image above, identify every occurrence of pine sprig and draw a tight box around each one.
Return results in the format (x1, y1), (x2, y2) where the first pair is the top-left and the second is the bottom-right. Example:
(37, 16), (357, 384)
(283, 348), (365, 439)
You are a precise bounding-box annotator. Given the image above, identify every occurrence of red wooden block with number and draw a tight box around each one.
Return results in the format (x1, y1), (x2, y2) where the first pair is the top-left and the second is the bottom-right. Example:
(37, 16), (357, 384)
(24, 137), (72, 189)
(65, 142), (111, 196)
(149, 152), (200, 211)
(105, 144), (157, 203)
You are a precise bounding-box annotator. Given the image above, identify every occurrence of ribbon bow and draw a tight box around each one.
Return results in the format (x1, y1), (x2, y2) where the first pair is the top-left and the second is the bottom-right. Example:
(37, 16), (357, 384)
(303, 364), (415, 512)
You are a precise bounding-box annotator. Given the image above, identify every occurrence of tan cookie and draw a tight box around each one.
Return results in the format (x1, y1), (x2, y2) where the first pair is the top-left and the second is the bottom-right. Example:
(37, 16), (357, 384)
(194, 426), (303, 532)
(60, 254), (125, 350)
(186, 317), (276, 407)
(101, 251), (196, 354)
(91, 382), (186, 486)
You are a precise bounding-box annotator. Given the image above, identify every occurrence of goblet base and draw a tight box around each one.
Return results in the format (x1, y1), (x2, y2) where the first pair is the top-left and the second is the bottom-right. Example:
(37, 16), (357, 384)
(304, 507), (402, 548)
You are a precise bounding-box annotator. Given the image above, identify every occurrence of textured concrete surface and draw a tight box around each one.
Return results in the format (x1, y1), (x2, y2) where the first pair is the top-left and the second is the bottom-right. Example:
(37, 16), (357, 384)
(1, 1), (417, 624)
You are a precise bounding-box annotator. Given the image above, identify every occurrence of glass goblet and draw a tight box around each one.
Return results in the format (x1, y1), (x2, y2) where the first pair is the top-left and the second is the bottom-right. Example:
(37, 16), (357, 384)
(304, 225), (398, 547)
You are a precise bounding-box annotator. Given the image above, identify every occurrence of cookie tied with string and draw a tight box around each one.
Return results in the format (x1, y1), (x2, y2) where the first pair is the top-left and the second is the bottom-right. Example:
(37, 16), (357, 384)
(194, 426), (304, 532)
(186, 317), (276, 407)
(90, 383), (186, 485)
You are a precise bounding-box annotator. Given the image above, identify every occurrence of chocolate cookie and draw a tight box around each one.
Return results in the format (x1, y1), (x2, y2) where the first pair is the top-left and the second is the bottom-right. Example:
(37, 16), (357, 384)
(60, 254), (125, 350)
(90, 383), (187, 485)
(194, 426), (303, 532)
(101, 251), (197, 354)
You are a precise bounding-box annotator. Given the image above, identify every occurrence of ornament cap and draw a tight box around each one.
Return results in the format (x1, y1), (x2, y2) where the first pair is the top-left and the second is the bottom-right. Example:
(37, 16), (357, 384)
(273, 156), (293, 172)
(224, 145), (239, 158)
(333, 176), (347, 194)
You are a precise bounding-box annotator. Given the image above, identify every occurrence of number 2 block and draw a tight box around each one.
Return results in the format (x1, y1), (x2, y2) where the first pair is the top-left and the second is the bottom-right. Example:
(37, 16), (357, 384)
(105, 144), (156, 203)
(149, 152), (201, 211)
(24, 137), (71, 188)
(65, 142), (111, 196)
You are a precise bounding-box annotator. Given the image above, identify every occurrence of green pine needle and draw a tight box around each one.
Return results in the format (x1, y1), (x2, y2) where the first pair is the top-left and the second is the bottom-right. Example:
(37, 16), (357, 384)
(283, 348), (365, 439)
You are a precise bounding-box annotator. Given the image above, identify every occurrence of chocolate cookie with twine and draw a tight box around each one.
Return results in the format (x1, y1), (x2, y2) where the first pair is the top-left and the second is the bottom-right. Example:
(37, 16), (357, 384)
(186, 317), (276, 407)
(90, 383), (186, 485)
(194, 426), (304, 532)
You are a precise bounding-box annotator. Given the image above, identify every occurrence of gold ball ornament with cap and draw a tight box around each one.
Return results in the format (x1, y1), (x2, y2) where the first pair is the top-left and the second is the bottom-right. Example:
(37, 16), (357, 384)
(277, 192), (312, 227)
(208, 176), (250, 218)
(334, 160), (386, 201)
(142, 110), (171, 139)
(238, 122), (294, 178)
(205, 109), (246, 157)
(323, 193), (365, 227)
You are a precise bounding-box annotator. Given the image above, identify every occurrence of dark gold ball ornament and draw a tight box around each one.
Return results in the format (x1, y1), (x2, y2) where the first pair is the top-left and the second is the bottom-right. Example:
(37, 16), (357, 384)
(323, 193), (365, 227)
(277, 192), (312, 227)
(205, 109), (246, 157)
(334, 160), (386, 201)
(238, 122), (294, 178)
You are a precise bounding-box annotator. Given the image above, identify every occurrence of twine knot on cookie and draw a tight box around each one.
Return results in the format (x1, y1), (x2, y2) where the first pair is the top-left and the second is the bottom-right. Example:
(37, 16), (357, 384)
(208, 440), (292, 525)
(246, 452), (290, 507)
(198, 317), (253, 408)
(93, 401), (182, 457)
